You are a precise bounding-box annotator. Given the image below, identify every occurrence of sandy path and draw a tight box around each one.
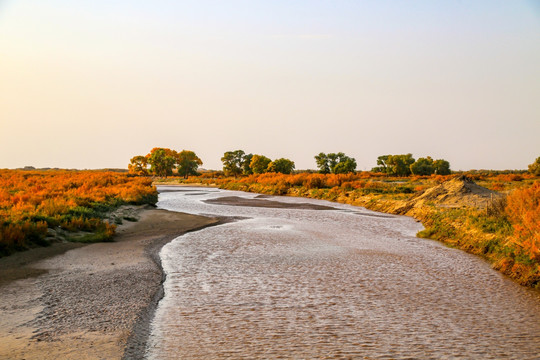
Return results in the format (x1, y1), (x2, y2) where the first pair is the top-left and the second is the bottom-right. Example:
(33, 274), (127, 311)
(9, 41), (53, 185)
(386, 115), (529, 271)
(0, 208), (220, 360)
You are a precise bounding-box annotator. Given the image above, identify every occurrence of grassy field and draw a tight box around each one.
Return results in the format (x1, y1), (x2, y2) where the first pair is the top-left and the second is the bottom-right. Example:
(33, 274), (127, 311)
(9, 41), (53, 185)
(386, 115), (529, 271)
(0, 170), (157, 257)
(157, 171), (539, 288)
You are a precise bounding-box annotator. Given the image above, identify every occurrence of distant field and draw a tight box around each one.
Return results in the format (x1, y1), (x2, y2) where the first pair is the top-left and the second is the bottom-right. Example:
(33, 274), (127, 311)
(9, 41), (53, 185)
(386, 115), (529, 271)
(0, 170), (157, 257)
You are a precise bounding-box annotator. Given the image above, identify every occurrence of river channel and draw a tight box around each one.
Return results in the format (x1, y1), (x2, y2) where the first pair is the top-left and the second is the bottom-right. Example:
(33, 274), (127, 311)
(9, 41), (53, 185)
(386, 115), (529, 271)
(146, 186), (540, 359)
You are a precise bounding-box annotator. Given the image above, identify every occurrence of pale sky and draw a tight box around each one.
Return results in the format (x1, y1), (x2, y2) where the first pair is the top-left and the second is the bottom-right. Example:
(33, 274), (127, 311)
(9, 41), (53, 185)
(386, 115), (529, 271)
(1, 1), (539, 171)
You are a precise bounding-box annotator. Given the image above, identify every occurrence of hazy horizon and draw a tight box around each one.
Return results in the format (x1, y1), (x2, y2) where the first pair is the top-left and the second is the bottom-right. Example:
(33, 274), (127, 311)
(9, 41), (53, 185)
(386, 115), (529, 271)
(1, 1), (539, 171)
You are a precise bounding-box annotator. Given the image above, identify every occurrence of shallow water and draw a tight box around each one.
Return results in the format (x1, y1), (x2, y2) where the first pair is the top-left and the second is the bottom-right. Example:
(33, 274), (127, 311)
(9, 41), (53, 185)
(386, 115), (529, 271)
(146, 186), (540, 359)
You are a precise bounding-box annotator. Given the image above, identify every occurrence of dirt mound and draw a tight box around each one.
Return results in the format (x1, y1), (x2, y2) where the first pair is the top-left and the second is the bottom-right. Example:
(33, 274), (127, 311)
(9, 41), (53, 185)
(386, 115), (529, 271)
(415, 175), (501, 208)
(396, 176), (501, 214)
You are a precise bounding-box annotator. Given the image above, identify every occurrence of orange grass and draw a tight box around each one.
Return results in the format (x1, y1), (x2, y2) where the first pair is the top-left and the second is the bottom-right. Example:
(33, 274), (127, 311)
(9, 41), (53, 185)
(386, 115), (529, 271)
(505, 182), (540, 262)
(0, 170), (157, 256)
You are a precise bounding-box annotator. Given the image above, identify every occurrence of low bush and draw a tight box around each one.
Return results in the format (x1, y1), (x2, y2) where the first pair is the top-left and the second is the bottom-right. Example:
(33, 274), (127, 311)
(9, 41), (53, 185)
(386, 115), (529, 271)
(0, 170), (157, 256)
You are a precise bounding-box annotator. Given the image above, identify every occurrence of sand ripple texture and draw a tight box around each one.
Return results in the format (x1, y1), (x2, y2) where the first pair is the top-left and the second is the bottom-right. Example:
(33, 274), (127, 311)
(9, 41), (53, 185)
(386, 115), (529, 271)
(146, 186), (540, 359)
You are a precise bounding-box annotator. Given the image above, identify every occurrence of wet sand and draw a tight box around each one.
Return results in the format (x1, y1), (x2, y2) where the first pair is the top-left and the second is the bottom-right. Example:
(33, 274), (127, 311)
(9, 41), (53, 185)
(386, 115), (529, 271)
(204, 195), (337, 210)
(0, 207), (222, 360)
(151, 187), (540, 359)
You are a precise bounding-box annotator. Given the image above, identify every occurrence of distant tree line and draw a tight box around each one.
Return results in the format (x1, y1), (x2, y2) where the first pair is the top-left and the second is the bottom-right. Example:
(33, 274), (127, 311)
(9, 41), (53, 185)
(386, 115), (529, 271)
(127, 148), (506, 178)
(221, 150), (295, 176)
(129, 148), (202, 178)
(128, 147), (540, 179)
(371, 154), (451, 176)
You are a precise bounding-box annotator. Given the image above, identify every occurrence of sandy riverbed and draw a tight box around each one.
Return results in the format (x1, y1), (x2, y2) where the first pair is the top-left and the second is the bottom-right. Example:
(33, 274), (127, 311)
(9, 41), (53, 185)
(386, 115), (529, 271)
(0, 207), (221, 360)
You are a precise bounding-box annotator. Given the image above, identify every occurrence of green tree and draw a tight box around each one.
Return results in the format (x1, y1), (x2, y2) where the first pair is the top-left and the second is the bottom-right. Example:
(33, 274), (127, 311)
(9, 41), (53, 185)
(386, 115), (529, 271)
(371, 155), (391, 174)
(333, 153), (357, 174)
(315, 152), (357, 174)
(433, 159), (451, 175)
(147, 148), (176, 177)
(268, 158), (295, 174)
(221, 150), (246, 177)
(250, 155), (272, 174)
(410, 157), (434, 176)
(327, 153), (340, 171)
(128, 155), (149, 176)
(242, 153), (253, 175)
(315, 153), (330, 174)
(333, 158), (357, 174)
(528, 157), (540, 176)
(386, 154), (415, 176)
(176, 150), (203, 179)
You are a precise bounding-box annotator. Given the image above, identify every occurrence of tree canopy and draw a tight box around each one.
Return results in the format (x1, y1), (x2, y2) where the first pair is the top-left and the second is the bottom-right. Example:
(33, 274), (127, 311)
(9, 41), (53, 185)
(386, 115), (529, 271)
(314, 152), (357, 174)
(314, 153), (331, 174)
(387, 154), (415, 176)
(148, 148), (176, 177)
(268, 158), (295, 174)
(373, 154), (451, 176)
(242, 153), (254, 175)
(371, 155), (391, 174)
(410, 157), (434, 176)
(410, 157), (451, 176)
(176, 150), (203, 179)
(432, 159), (451, 175)
(128, 155), (149, 176)
(221, 150), (251, 177)
(250, 155), (272, 174)
(128, 147), (203, 177)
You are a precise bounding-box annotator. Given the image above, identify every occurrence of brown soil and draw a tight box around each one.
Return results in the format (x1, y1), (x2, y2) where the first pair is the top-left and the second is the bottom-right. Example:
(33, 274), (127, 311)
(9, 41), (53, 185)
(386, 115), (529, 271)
(0, 207), (222, 360)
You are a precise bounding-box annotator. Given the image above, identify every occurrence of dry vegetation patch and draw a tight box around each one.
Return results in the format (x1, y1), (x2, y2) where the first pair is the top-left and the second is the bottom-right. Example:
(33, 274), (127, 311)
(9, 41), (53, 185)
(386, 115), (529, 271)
(0, 170), (158, 257)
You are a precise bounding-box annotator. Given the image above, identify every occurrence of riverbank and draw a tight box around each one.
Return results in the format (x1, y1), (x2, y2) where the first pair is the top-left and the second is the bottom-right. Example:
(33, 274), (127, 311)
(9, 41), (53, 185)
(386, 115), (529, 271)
(0, 206), (222, 360)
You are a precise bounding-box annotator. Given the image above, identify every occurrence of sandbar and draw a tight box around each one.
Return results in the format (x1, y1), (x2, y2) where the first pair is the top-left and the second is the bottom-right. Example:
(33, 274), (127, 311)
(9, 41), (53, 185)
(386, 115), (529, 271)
(0, 207), (222, 360)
